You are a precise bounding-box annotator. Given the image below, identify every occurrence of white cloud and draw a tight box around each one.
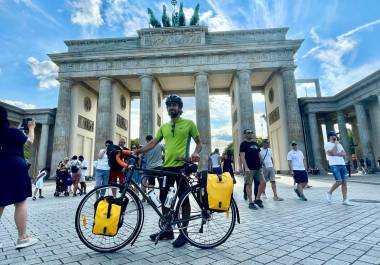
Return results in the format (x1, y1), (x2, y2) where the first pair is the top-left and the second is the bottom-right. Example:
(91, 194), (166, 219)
(1, 99), (36, 109)
(205, 0), (235, 31)
(14, 0), (61, 26)
(303, 19), (380, 95)
(27, 57), (59, 90)
(70, 0), (103, 37)
(104, 0), (148, 36)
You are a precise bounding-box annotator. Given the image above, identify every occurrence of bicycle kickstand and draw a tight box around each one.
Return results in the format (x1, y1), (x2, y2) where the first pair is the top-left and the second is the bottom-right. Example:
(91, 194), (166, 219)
(154, 230), (165, 245)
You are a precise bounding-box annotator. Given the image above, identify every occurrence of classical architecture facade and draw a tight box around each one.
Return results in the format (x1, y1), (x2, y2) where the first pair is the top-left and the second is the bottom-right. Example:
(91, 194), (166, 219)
(3, 26), (379, 176)
(300, 70), (380, 172)
(0, 101), (56, 177)
(47, 26), (305, 172)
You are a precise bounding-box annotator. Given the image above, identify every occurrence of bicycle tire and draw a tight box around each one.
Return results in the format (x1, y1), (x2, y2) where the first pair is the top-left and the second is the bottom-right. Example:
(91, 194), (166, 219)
(75, 184), (143, 253)
(175, 186), (236, 249)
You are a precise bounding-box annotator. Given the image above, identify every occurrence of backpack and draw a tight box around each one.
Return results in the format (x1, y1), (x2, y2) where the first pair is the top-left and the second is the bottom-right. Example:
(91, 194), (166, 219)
(71, 161), (80, 173)
(106, 145), (123, 171)
(92, 196), (129, 236)
(200, 171), (234, 212)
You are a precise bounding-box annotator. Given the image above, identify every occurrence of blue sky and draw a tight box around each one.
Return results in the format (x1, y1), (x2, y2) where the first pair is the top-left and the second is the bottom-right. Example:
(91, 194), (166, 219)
(1, 0), (380, 149)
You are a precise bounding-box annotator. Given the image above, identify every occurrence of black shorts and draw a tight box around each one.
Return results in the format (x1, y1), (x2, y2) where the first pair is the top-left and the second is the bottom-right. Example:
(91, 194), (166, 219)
(293, 170), (308, 184)
(158, 167), (189, 206)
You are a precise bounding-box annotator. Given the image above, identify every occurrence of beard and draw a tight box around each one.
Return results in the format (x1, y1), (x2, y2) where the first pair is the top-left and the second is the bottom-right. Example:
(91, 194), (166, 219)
(169, 111), (179, 119)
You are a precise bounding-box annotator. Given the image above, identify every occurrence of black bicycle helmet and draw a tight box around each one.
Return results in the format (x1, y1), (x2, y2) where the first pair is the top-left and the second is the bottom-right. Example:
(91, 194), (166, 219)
(165, 95), (183, 109)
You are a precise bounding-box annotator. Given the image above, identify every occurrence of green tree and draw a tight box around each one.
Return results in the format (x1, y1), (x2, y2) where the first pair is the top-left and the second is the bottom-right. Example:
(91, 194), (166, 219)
(130, 138), (139, 147)
(223, 142), (234, 156)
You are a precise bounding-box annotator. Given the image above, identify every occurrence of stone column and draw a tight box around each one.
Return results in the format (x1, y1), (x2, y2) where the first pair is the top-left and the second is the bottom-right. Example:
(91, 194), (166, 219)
(237, 69), (255, 134)
(37, 123), (49, 170)
(195, 72), (211, 171)
(325, 115), (335, 135)
(337, 111), (351, 159)
(315, 79), (322, 97)
(95, 77), (113, 155)
(307, 112), (325, 172)
(51, 79), (73, 171)
(354, 103), (375, 169)
(280, 67), (306, 153)
(139, 74), (153, 144)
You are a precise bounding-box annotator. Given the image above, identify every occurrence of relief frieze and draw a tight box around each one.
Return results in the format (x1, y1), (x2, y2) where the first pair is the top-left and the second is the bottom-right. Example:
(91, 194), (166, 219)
(59, 50), (293, 73)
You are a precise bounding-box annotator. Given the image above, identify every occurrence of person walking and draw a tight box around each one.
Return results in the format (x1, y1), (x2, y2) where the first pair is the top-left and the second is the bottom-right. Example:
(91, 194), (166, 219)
(78, 155), (88, 194)
(210, 148), (222, 174)
(108, 139), (128, 185)
(70, 155), (82, 196)
(0, 106), (38, 249)
(222, 153), (236, 184)
(287, 141), (308, 201)
(239, 129), (265, 209)
(325, 131), (354, 206)
(135, 95), (202, 248)
(32, 168), (48, 200)
(259, 139), (283, 201)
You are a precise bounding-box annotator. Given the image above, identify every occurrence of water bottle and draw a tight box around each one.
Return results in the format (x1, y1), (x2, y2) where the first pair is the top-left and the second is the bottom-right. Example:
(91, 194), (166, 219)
(162, 176), (167, 188)
(164, 187), (176, 208)
(148, 190), (161, 207)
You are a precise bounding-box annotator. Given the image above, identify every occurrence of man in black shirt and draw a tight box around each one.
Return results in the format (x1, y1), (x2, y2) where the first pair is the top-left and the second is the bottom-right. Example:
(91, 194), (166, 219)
(239, 129), (265, 209)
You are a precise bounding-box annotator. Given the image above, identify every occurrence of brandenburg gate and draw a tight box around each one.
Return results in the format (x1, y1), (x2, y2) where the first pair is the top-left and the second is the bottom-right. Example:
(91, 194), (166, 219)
(49, 26), (305, 172)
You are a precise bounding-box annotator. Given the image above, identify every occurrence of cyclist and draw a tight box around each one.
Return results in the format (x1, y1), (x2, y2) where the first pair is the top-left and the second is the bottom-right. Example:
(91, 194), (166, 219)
(135, 95), (202, 248)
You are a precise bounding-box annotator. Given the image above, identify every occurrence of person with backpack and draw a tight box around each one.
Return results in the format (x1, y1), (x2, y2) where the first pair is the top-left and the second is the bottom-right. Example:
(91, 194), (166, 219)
(94, 140), (112, 196)
(70, 155), (82, 196)
(259, 139), (283, 201)
(108, 139), (129, 185)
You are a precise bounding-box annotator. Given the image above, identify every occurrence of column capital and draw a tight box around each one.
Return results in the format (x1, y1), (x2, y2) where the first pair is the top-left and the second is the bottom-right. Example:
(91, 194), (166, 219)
(279, 65), (297, 74)
(236, 69), (251, 76)
(194, 71), (208, 78)
(139, 74), (153, 80)
(98, 76), (113, 82)
(57, 78), (74, 85)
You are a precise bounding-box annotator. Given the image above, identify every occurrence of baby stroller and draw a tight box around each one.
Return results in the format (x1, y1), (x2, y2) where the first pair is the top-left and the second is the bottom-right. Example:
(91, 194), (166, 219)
(54, 170), (70, 197)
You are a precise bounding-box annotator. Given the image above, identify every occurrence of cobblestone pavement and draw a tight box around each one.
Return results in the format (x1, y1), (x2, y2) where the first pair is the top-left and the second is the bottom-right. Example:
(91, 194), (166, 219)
(1, 175), (380, 265)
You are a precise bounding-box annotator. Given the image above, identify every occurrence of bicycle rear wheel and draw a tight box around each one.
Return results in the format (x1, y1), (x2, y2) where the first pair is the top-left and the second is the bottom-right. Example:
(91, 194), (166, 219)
(175, 187), (236, 249)
(75, 184), (143, 252)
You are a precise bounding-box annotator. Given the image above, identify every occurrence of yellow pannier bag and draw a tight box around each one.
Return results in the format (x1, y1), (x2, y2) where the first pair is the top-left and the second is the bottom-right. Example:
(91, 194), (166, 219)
(201, 171), (234, 212)
(92, 196), (127, 236)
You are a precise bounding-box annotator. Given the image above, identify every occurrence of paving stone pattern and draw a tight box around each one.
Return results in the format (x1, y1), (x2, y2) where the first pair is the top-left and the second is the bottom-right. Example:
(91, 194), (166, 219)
(1, 175), (380, 265)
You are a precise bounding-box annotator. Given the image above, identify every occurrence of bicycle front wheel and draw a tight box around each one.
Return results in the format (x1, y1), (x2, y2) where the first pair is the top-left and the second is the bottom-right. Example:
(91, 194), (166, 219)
(75, 184), (143, 253)
(175, 187), (236, 249)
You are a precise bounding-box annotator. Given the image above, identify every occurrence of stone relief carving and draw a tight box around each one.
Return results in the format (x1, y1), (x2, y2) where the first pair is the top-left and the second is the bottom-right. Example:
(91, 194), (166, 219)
(116, 114), (128, 131)
(269, 107), (280, 125)
(78, 115), (94, 132)
(120, 95), (126, 110)
(84, 97), (92, 112)
(59, 50), (294, 73)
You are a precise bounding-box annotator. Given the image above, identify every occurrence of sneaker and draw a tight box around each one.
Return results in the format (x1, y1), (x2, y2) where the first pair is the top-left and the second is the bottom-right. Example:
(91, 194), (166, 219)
(38, 196), (45, 199)
(254, 199), (264, 208)
(15, 237), (38, 249)
(248, 202), (258, 210)
(294, 189), (300, 198)
(149, 231), (174, 241)
(325, 192), (332, 203)
(273, 196), (284, 201)
(172, 234), (187, 248)
(299, 195), (308, 201)
(32, 197), (36, 201)
(343, 199), (354, 206)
